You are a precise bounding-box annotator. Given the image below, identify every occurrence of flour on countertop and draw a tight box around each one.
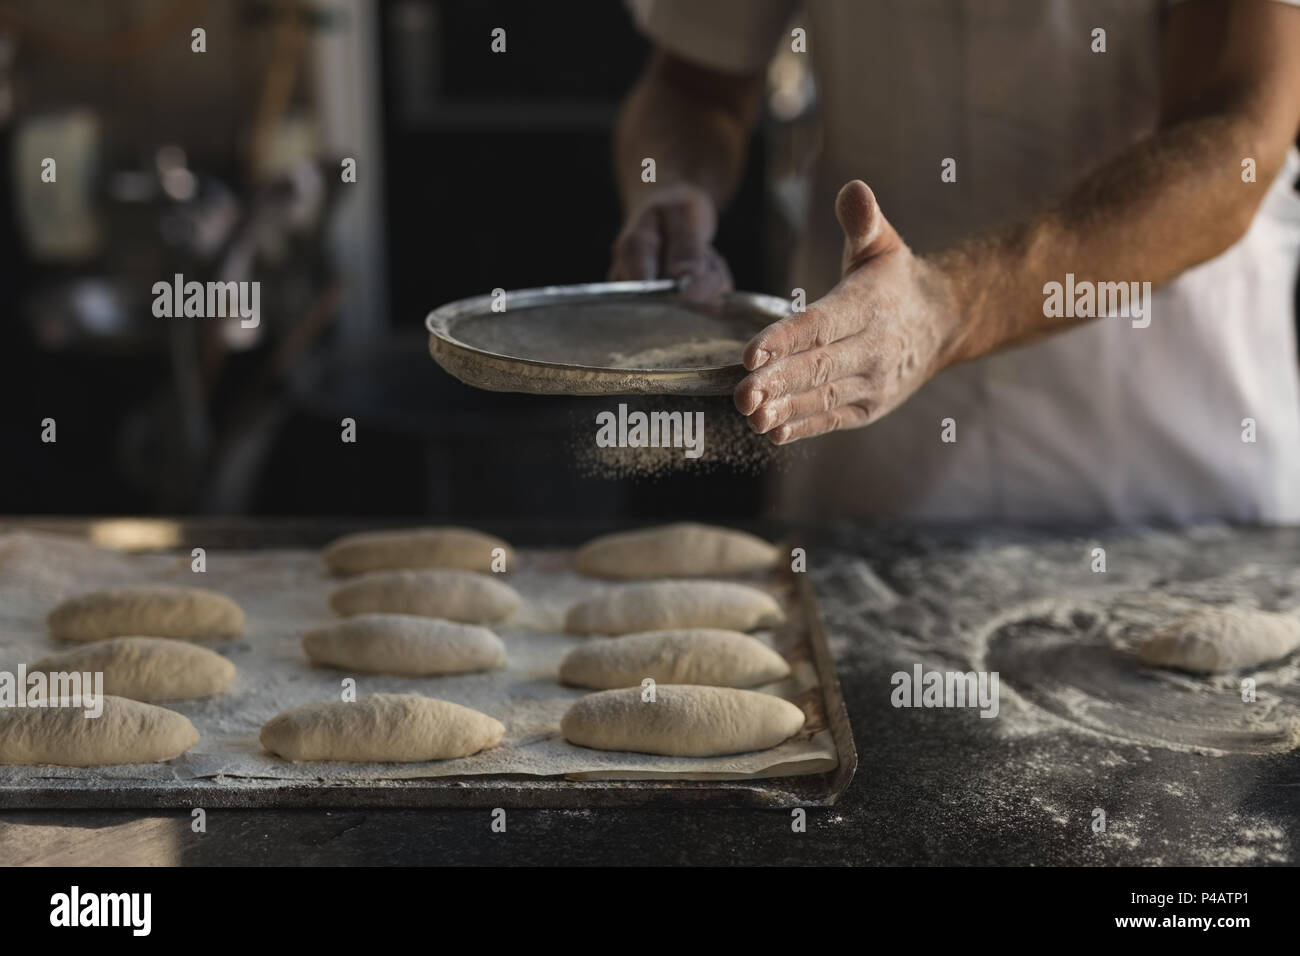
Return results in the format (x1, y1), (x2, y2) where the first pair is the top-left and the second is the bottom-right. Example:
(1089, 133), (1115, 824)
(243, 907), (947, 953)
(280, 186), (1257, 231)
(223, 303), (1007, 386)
(813, 529), (1300, 759)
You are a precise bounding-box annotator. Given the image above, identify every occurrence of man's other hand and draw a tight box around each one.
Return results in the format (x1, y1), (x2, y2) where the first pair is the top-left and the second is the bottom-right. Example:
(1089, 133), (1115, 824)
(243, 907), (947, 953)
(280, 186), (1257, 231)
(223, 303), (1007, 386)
(608, 182), (734, 303)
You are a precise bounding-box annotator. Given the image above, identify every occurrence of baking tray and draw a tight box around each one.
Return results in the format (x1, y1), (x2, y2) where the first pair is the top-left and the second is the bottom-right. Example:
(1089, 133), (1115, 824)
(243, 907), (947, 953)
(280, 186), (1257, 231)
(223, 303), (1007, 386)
(425, 280), (790, 396)
(0, 518), (857, 809)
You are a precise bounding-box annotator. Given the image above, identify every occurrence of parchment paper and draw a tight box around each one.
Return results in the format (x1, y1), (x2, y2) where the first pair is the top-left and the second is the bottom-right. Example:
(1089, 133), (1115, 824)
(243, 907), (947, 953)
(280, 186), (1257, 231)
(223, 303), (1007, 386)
(0, 532), (837, 793)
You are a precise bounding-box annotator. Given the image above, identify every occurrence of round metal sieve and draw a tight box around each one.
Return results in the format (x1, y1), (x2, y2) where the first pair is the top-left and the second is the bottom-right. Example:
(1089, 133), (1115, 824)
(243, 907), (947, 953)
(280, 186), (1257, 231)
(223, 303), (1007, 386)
(425, 280), (790, 395)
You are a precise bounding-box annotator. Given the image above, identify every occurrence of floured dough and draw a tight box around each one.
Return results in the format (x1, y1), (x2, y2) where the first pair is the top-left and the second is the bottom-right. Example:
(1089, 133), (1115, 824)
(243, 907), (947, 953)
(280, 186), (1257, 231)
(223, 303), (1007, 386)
(31, 637), (236, 701)
(561, 685), (805, 756)
(559, 629), (790, 689)
(323, 527), (512, 576)
(1138, 607), (1300, 674)
(565, 580), (784, 635)
(575, 522), (779, 579)
(302, 613), (506, 676)
(329, 569), (520, 623)
(260, 693), (505, 762)
(0, 696), (198, 765)
(47, 586), (245, 642)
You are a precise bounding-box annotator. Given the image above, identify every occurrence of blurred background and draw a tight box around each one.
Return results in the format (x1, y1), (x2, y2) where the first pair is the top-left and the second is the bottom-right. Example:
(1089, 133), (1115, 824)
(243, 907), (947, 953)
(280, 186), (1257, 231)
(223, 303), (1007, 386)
(0, 0), (823, 522)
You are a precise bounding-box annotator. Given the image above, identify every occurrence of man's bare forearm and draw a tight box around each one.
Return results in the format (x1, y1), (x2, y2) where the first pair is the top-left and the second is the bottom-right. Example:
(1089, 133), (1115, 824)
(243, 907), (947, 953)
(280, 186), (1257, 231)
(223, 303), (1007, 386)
(932, 108), (1292, 368)
(933, 0), (1300, 369)
(614, 51), (762, 212)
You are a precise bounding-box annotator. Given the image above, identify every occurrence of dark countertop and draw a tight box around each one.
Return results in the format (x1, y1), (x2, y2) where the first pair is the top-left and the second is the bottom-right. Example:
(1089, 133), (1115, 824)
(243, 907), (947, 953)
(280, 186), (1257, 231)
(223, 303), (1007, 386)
(2, 521), (1297, 865)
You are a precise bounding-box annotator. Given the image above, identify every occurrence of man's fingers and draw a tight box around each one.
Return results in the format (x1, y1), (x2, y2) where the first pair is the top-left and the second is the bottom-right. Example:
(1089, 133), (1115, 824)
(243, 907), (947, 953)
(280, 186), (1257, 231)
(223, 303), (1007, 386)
(674, 245), (733, 303)
(746, 375), (875, 434)
(609, 223), (661, 281)
(741, 298), (862, 371)
(769, 403), (873, 445)
(734, 336), (865, 414)
(660, 205), (730, 302)
(660, 203), (710, 269)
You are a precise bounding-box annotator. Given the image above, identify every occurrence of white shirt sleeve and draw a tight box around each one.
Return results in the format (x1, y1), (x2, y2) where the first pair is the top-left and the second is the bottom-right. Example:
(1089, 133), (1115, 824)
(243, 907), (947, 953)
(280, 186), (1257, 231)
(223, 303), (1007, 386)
(626, 0), (800, 75)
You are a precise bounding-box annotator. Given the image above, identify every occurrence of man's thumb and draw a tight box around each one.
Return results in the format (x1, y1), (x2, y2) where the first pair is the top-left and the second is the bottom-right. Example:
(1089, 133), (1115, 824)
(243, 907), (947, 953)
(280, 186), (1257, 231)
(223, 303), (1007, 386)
(836, 180), (887, 272)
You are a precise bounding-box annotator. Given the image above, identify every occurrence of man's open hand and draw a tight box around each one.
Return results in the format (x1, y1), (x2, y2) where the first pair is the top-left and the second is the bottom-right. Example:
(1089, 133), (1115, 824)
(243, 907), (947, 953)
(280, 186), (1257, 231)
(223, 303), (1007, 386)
(734, 180), (963, 444)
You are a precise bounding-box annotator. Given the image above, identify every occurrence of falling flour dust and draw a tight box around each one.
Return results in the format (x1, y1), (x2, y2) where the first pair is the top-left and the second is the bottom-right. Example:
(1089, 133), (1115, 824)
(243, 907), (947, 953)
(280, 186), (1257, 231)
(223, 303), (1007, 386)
(568, 396), (797, 479)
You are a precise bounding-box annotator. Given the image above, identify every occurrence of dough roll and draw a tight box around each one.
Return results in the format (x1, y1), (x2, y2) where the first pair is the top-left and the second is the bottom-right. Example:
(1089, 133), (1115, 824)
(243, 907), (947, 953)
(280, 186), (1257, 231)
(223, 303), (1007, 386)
(0, 696), (199, 766)
(31, 637), (236, 701)
(565, 581), (784, 635)
(1138, 607), (1300, 674)
(260, 693), (504, 762)
(559, 629), (790, 689)
(561, 685), (805, 757)
(302, 613), (506, 676)
(328, 569), (521, 623)
(47, 586), (245, 642)
(323, 527), (513, 576)
(575, 523), (779, 579)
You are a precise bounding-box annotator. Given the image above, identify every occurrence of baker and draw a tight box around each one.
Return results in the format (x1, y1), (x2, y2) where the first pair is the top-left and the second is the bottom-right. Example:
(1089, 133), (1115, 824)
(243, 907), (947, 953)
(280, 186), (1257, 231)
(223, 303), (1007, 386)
(610, 0), (1300, 523)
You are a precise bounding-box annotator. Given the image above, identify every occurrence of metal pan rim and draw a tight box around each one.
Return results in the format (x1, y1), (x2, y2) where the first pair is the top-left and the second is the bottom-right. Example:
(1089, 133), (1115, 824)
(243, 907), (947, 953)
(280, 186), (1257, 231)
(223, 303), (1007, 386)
(424, 279), (790, 380)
